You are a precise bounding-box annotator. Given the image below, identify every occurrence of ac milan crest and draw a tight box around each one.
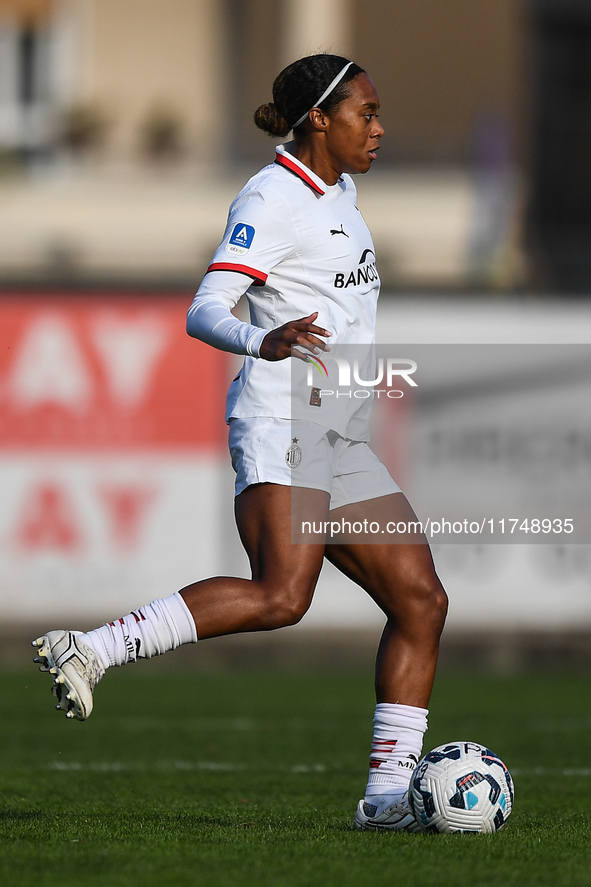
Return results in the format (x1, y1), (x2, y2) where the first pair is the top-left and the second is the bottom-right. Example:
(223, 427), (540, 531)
(285, 437), (302, 468)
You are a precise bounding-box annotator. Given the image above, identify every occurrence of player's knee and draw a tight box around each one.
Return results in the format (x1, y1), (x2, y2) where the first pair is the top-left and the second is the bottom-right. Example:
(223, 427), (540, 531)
(388, 573), (448, 637)
(259, 582), (313, 629)
(413, 576), (448, 636)
(426, 581), (448, 635)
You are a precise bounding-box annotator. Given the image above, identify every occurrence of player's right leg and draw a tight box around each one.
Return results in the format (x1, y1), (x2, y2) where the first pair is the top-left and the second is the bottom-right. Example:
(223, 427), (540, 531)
(325, 492), (447, 832)
(32, 483), (328, 720)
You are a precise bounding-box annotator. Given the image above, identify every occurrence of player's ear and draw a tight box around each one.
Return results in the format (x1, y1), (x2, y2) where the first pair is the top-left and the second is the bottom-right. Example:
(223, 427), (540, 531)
(308, 108), (330, 132)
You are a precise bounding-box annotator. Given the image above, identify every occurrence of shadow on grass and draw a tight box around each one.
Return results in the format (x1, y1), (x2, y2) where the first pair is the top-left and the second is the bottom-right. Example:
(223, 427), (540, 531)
(0, 808), (45, 821)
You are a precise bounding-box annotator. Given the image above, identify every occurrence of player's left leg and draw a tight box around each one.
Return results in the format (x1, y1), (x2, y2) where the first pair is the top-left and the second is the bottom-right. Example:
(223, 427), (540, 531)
(324, 492), (448, 831)
(33, 484), (328, 720)
(31, 594), (197, 722)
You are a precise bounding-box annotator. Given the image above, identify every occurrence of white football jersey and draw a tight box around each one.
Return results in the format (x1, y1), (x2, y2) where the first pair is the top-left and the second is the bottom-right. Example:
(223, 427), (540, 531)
(202, 143), (380, 435)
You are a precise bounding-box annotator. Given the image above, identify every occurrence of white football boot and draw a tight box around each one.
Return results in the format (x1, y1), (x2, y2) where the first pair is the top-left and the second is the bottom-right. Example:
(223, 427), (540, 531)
(353, 792), (422, 833)
(32, 630), (105, 721)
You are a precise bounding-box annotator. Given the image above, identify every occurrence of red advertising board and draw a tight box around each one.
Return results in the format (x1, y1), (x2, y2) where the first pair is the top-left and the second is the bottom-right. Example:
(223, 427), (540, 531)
(0, 295), (229, 452)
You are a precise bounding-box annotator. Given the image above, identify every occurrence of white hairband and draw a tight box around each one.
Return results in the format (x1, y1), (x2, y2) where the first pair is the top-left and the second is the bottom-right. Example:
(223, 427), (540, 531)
(292, 61), (354, 129)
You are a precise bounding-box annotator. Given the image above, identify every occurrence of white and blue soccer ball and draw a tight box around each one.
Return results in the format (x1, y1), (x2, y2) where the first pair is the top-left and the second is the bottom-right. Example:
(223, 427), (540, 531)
(409, 741), (514, 833)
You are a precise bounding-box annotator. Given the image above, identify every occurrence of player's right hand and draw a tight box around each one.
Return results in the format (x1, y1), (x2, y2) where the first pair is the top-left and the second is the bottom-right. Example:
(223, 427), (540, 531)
(259, 312), (331, 362)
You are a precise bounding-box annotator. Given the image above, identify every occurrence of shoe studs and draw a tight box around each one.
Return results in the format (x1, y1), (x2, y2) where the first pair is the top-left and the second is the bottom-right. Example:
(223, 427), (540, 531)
(32, 638), (49, 670)
(32, 631), (97, 722)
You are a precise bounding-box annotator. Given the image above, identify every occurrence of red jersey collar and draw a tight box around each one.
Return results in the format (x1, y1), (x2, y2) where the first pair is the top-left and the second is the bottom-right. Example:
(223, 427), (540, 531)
(274, 145), (332, 196)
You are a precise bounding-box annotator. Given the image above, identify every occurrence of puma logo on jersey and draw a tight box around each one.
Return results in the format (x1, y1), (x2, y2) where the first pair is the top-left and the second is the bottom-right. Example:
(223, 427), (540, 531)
(330, 224), (349, 237)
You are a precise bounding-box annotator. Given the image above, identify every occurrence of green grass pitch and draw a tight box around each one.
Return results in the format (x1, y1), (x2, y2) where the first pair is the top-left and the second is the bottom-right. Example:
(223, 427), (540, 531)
(1, 662), (590, 886)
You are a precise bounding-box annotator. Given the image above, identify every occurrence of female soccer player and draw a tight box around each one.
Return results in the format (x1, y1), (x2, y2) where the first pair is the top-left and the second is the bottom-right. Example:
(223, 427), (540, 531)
(32, 54), (448, 832)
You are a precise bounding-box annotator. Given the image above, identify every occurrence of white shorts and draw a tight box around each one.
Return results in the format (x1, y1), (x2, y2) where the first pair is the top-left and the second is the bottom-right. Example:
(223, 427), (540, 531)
(228, 417), (401, 510)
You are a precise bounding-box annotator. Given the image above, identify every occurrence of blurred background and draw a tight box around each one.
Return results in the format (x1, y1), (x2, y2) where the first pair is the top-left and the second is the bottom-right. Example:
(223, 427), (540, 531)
(1, 0), (590, 670)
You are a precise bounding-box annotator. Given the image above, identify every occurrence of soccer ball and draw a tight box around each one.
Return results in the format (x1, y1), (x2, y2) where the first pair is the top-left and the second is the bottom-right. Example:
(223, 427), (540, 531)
(409, 741), (514, 833)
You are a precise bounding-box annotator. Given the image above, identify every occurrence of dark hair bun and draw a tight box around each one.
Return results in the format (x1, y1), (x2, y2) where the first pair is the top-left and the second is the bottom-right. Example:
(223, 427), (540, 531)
(254, 55), (365, 137)
(253, 102), (291, 138)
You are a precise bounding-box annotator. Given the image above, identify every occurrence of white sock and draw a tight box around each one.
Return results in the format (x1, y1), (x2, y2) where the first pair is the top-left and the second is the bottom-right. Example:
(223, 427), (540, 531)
(364, 703), (428, 809)
(79, 592), (198, 669)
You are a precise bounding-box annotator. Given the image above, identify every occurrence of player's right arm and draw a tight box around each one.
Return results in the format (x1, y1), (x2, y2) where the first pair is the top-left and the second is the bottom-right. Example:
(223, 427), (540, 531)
(186, 268), (268, 357)
(187, 273), (330, 361)
(187, 189), (330, 361)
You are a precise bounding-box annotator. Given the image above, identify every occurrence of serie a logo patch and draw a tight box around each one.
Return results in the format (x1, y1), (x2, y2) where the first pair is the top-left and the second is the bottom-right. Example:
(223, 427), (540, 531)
(226, 223), (255, 256)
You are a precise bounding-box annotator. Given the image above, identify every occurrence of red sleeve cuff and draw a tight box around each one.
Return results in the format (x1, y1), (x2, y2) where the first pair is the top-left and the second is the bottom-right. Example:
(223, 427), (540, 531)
(206, 262), (268, 286)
